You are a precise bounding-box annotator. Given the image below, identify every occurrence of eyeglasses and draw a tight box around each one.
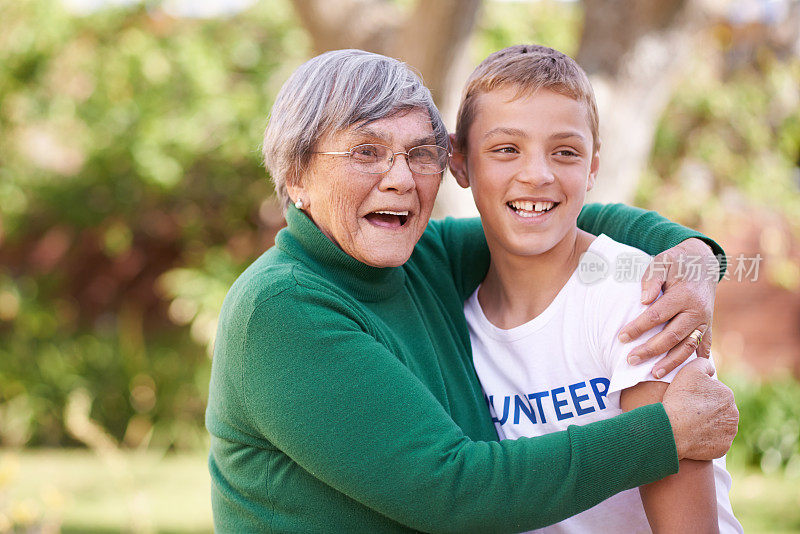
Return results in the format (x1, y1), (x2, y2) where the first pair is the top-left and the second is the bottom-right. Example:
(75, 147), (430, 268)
(315, 143), (450, 175)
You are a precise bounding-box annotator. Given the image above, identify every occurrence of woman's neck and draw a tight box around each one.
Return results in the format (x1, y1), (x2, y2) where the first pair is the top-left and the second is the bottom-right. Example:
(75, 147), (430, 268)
(477, 228), (595, 329)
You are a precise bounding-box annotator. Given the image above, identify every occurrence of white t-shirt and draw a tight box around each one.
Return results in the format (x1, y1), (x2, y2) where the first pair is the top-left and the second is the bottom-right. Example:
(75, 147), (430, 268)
(464, 234), (742, 534)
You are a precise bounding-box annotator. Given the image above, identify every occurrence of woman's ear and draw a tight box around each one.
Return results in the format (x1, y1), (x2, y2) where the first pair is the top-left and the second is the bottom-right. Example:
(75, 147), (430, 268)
(286, 176), (307, 208)
(448, 133), (470, 189)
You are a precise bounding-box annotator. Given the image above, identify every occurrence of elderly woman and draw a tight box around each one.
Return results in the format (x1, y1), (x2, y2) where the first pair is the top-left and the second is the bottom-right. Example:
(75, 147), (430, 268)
(206, 50), (737, 533)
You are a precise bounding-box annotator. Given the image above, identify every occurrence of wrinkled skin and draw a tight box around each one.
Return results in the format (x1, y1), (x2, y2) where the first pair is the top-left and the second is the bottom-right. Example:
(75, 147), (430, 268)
(662, 359), (739, 459)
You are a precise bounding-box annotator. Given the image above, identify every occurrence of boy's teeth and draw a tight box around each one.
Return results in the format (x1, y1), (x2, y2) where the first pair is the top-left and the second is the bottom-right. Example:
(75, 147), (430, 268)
(508, 200), (555, 214)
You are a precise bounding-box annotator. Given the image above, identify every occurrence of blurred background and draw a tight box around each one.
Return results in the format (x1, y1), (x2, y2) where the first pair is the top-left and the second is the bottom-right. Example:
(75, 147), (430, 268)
(1, 0), (799, 532)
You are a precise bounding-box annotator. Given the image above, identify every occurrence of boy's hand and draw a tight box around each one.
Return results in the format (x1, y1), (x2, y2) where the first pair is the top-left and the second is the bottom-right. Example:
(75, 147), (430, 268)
(618, 238), (718, 378)
(662, 358), (739, 460)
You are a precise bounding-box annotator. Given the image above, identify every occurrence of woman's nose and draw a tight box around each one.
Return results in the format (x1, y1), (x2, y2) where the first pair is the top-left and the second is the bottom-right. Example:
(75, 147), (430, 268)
(379, 153), (415, 193)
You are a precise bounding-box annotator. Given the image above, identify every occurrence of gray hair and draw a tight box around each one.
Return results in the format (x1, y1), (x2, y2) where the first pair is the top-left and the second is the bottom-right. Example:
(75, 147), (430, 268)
(262, 49), (448, 209)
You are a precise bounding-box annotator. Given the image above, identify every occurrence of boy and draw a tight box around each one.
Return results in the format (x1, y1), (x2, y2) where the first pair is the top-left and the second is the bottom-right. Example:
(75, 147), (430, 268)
(450, 45), (742, 533)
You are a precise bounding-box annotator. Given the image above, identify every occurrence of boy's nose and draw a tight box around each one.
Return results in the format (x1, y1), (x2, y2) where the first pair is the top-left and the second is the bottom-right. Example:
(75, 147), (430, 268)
(517, 154), (556, 186)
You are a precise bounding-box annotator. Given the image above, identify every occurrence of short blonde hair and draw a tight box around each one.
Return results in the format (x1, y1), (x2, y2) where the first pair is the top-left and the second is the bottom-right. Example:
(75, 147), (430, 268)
(455, 44), (599, 153)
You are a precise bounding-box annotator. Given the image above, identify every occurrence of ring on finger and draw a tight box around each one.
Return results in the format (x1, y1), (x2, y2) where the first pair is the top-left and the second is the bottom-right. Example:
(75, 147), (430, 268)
(687, 328), (704, 346)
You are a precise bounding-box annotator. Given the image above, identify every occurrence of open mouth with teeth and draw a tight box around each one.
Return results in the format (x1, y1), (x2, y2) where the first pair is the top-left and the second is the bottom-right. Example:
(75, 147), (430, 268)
(507, 200), (558, 218)
(364, 210), (410, 228)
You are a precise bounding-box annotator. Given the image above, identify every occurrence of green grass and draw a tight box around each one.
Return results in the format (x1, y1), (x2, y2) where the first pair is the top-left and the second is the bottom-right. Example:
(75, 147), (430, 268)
(1, 448), (799, 532)
(0, 449), (212, 533)
(728, 466), (800, 533)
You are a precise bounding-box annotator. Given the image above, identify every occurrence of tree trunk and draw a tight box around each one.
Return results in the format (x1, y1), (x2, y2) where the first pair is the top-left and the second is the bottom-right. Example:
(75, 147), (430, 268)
(578, 0), (703, 204)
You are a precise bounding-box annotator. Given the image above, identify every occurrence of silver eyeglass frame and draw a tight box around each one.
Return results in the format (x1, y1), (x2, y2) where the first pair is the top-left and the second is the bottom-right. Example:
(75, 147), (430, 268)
(314, 143), (451, 175)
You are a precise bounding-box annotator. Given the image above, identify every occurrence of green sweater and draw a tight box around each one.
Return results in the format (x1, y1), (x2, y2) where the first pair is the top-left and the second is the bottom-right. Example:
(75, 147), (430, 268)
(206, 203), (723, 533)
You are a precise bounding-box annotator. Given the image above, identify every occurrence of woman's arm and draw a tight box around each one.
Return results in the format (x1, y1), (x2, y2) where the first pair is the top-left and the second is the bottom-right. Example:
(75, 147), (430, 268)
(232, 284), (680, 533)
(209, 270), (737, 532)
(621, 381), (719, 534)
(577, 203), (724, 376)
(576, 203), (725, 270)
(437, 203), (724, 301)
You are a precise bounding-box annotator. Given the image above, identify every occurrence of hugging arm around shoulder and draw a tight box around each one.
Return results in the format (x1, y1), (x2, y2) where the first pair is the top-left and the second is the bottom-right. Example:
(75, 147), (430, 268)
(216, 283), (678, 533)
(577, 203), (725, 264)
(442, 203), (726, 301)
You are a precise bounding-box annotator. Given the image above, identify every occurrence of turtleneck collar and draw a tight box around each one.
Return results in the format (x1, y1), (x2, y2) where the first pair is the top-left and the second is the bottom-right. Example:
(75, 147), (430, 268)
(275, 204), (405, 302)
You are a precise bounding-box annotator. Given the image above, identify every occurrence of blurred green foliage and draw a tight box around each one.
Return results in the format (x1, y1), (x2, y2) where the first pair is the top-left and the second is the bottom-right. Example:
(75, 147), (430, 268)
(727, 373), (800, 477)
(475, 0), (581, 59)
(641, 23), (800, 234)
(0, 0), (306, 448)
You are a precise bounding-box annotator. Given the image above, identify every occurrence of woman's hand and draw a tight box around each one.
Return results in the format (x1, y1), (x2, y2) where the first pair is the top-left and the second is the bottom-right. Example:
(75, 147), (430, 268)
(618, 238), (720, 379)
(662, 358), (739, 460)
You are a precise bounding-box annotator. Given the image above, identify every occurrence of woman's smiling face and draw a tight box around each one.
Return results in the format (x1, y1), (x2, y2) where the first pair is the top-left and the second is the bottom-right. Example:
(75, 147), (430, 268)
(288, 108), (442, 268)
(452, 86), (599, 259)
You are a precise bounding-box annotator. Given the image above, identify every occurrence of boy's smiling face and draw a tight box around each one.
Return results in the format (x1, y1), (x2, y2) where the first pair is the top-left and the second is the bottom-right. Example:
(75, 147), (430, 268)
(451, 86), (599, 259)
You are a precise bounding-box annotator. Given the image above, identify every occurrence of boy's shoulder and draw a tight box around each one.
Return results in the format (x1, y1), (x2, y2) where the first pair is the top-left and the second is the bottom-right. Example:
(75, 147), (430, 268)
(579, 234), (652, 289)
(587, 233), (652, 261)
(577, 234), (652, 312)
(579, 236), (661, 386)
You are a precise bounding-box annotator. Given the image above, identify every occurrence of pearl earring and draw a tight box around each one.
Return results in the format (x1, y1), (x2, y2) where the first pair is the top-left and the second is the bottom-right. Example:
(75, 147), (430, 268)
(294, 199), (304, 210)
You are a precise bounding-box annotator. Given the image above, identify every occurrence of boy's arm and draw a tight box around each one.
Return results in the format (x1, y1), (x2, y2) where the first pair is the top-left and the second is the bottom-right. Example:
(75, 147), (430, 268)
(621, 382), (720, 534)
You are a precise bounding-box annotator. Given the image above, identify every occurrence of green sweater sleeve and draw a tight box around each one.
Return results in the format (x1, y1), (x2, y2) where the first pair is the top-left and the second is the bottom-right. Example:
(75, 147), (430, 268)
(577, 203), (727, 278)
(433, 204), (727, 299)
(241, 283), (678, 533)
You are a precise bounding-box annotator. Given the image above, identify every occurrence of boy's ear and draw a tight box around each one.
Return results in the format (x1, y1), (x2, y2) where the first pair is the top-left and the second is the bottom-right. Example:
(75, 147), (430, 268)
(448, 133), (470, 189)
(586, 148), (600, 191)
